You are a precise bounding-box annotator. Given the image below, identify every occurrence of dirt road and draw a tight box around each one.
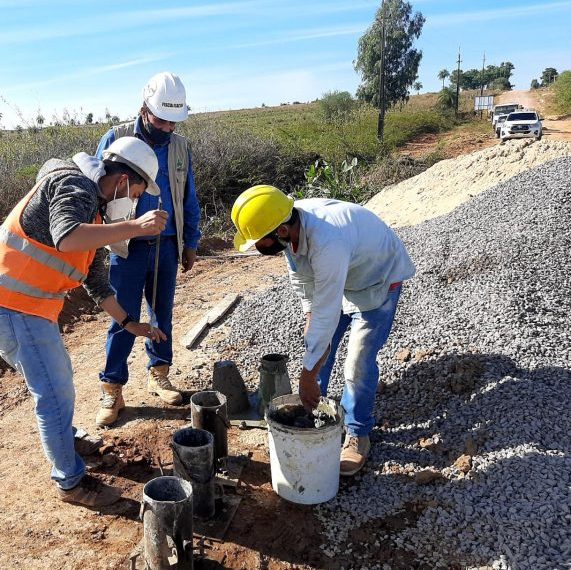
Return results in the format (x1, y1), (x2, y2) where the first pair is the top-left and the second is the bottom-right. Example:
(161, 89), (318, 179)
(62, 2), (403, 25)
(496, 89), (571, 141)
(0, 252), (330, 570)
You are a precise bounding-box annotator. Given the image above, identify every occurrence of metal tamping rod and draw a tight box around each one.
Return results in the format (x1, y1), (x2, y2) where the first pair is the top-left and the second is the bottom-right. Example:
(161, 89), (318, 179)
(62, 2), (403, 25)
(150, 197), (162, 333)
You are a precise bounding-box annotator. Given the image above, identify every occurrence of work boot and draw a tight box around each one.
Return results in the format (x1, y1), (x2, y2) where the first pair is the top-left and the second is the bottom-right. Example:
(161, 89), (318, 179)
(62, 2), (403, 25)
(74, 427), (104, 456)
(57, 475), (122, 507)
(95, 382), (125, 427)
(340, 434), (370, 476)
(148, 365), (182, 405)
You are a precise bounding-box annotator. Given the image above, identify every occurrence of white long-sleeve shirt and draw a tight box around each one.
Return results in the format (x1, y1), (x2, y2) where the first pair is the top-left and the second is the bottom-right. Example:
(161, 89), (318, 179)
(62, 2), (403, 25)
(285, 199), (416, 371)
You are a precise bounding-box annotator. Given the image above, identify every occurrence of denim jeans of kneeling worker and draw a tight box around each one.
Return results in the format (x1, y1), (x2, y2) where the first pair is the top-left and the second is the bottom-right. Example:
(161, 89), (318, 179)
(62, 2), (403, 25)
(100, 236), (178, 385)
(317, 285), (402, 437)
(0, 307), (85, 490)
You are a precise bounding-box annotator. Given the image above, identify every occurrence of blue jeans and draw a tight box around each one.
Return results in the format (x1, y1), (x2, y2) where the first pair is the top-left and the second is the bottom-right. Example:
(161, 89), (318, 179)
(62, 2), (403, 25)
(0, 307), (85, 489)
(100, 237), (178, 385)
(317, 286), (402, 436)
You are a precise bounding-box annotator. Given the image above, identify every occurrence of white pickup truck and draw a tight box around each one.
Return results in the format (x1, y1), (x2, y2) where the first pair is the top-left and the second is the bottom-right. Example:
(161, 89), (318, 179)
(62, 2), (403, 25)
(500, 110), (543, 142)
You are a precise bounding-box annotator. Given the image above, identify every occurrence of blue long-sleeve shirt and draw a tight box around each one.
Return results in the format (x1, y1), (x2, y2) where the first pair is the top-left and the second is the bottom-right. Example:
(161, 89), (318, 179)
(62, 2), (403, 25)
(95, 117), (201, 250)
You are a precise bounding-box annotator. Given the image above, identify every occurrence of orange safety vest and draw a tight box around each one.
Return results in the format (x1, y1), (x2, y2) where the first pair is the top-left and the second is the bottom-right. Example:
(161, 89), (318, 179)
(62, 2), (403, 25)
(0, 172), (102, 323)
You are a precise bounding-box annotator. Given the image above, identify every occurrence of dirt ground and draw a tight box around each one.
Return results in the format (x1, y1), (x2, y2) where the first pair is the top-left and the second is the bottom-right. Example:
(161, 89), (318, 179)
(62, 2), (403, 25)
(3, 89), (565, 569)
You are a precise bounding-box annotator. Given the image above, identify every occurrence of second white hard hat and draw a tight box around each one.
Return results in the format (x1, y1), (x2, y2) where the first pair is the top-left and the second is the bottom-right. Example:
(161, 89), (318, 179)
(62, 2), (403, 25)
(103, 136), (160, 196)
(143, 71), (188, 123)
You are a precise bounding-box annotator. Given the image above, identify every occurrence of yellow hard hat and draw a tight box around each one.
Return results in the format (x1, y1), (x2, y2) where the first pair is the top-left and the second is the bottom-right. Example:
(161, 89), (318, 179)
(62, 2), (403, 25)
(231, 185), (294, 252)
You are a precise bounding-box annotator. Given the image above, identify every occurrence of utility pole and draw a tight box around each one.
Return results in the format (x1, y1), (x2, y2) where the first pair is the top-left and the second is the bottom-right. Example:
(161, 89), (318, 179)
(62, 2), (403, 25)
(377, 0), (387, 141)
(455, 47), (462, 118)
(479, 52), (486, 118)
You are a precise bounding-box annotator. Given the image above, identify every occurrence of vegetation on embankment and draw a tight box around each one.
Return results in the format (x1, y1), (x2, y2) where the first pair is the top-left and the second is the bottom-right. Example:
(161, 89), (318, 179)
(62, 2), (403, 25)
(552, 71), (571, 115)
(0, 90), (483, 235)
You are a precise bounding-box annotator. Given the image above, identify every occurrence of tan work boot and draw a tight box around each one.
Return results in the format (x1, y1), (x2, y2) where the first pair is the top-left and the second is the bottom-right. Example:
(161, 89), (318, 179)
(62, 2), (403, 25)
(57, 474), (122, 507)
(95, 382), (125, 427)
(148, 365), (182, 405)
(340, 434), (370, 476)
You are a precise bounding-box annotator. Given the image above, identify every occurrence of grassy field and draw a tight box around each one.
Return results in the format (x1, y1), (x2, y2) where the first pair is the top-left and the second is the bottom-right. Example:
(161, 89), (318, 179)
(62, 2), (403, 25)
(182, 91), (477, 162)
(0, 90), (485, 232)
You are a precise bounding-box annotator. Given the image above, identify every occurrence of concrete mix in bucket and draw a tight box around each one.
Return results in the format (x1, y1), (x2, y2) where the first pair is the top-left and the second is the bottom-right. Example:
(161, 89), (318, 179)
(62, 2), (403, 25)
(211, 156), (571, 569)
(268, 401), (338, 429)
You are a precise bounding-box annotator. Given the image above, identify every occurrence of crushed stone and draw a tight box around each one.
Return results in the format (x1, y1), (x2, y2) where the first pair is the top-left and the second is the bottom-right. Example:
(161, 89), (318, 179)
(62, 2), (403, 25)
(214, 156), (571, 569)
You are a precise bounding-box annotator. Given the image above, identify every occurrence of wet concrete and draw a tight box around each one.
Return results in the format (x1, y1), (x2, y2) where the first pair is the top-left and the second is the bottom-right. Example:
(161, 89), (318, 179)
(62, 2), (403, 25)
(269, 404), (337, 429)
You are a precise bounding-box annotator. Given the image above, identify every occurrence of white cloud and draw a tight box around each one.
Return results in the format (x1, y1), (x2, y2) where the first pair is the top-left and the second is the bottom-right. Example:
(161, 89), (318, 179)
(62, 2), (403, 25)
(0, 1), (260, 46)
(4, 55), (171, 93)
(232, 24), (366, 49)
(429, 1), (571, 27)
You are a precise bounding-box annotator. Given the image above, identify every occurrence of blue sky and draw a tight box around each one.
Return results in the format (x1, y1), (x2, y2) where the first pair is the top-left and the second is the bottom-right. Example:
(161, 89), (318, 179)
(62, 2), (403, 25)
(1, 0), (570, 128)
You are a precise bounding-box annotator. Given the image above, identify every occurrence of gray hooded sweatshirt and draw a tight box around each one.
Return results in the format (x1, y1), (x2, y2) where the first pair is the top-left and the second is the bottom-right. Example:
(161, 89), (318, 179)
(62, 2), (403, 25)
(20, 155), (114, 304)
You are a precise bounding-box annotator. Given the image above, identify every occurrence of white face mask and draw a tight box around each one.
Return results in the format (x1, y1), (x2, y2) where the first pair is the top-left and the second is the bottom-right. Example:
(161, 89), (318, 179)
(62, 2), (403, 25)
(105, 179), (135, 223)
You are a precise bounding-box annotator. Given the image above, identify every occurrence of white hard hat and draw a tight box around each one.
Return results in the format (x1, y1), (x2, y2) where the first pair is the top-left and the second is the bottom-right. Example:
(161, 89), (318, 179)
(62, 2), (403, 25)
(142, 71), (188, 123)
(102, 136), (160, 196)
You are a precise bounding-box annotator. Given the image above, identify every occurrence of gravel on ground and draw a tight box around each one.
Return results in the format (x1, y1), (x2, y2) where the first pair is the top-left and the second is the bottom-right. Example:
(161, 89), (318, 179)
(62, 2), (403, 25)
(216, 156), (571, 570)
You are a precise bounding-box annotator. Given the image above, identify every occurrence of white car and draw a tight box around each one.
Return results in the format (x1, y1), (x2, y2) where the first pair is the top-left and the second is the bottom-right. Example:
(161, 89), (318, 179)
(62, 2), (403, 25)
(500, 110), (543, 142)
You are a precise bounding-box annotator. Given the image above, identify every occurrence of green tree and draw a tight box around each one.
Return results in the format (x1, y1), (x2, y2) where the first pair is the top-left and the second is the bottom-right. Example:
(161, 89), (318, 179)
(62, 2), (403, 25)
(437, 69), (449, 88)
(479, 62), (515, 89)
(530, 79), (540, 89)
(540, 67), (558, 86)
(85, 112), (94, 125)
(438, 87), (457, 110)
(489, 77), (512, 91)
(449, 68), (463, 88)
(459, 69), (481, 90)
(413, 81), (422, 94)
(354, 0), (425, 109)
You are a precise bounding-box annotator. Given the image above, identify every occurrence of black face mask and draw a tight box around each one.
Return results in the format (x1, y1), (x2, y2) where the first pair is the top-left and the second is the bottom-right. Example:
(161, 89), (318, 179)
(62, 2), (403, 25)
(256, 238), (287, 256)
(142, 117), (172, 145)
(255, 231), (290, 255)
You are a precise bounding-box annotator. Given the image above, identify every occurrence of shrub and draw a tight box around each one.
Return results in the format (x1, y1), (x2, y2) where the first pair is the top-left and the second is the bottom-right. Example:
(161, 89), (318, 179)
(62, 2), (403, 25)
(319, 91), (358, 124)
(178, 119), (313, 235)
(295, 157), (370, 203)
(0, 125), (107, 220)
(437, 87), (457, 110)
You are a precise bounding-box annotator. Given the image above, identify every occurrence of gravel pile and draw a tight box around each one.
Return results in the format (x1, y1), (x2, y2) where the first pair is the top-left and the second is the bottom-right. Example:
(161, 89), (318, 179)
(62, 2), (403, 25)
(220, 157), (571, 569)
(366, 138), (571, 229)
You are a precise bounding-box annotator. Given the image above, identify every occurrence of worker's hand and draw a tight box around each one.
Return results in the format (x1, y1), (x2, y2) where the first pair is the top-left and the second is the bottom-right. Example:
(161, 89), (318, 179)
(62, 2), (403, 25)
(181, 247), (197, 273)
(134, 209), (168, 236)
(125, 321), (167, 343)
(299, 371), (321, 411)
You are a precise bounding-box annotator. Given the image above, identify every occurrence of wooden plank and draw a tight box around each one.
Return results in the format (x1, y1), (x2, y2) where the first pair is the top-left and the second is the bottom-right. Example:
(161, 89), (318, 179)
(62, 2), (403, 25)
(181, 295), (240, 350)
(206, 294), (240, 326)
(180, 315), (209, 349)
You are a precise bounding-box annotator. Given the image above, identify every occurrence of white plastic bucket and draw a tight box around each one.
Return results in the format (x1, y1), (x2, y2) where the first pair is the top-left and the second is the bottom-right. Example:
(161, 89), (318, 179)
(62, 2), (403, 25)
(266, 394), (343, 505)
